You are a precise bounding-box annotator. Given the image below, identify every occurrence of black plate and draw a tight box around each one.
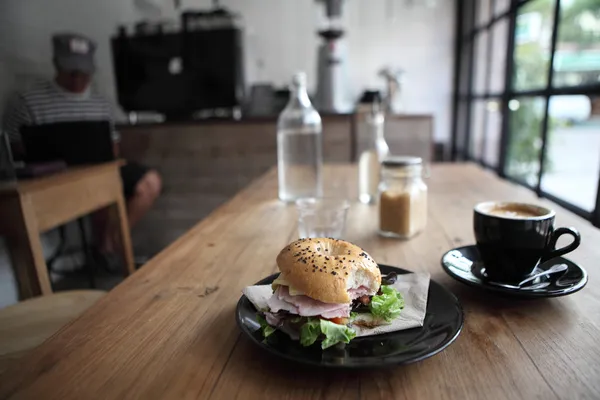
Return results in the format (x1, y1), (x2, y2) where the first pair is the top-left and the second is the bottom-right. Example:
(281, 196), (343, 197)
(441, 245), (588, 298)
(235, 265), (463, 369)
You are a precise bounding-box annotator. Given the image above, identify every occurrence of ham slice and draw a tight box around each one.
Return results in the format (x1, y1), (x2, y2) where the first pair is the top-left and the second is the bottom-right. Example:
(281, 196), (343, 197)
(267, 286), (350, 318)
(265, 312), (282, 326)
(266, 289), (298, 314)
(348, 286), (371, 299)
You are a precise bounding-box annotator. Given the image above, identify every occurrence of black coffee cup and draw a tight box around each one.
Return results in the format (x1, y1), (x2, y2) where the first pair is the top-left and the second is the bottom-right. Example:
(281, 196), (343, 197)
(473, 201), (581, 282)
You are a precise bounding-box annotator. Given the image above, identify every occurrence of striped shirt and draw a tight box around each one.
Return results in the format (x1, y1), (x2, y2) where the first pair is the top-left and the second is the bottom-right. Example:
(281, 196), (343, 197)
(2, 79), (119, 143)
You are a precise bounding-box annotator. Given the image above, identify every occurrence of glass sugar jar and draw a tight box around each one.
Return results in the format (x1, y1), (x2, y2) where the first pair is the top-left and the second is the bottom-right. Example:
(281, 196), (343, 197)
(378, 156), (428, 239)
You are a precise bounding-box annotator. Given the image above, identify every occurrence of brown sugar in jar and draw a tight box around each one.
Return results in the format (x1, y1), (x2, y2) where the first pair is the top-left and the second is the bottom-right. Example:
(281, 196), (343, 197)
(378, 157), (428, 239)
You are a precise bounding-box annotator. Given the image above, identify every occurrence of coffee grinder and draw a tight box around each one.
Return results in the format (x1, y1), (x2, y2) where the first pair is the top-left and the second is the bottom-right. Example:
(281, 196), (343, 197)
(315, 0), (349, 113)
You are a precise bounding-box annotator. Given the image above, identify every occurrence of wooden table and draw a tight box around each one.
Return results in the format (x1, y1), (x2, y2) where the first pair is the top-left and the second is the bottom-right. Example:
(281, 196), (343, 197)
(0, 163), (598, 399)
(0, 162), (135, 299)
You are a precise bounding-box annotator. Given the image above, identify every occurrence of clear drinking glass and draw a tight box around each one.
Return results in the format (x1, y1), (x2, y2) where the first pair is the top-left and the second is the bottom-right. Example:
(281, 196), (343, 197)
(296, 198), (350, 239)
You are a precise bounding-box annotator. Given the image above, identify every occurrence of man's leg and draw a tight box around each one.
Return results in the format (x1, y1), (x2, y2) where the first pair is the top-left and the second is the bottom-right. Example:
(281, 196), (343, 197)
(126, 170), (162, 228)
(95, 165), (161, 255)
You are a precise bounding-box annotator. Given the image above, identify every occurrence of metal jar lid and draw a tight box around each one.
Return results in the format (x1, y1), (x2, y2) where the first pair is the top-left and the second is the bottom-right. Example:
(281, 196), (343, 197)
(381, 156), (423, 167)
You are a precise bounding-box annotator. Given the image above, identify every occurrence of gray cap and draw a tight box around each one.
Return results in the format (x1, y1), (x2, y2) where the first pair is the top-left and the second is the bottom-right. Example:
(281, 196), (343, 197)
(52, 33), (96, 74)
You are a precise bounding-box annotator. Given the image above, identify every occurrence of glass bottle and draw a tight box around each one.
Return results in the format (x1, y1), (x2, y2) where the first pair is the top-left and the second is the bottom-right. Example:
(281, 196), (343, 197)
(357, 103), (389, 204)
(378, 156), (428, 239)
(277, 72), (323, 202)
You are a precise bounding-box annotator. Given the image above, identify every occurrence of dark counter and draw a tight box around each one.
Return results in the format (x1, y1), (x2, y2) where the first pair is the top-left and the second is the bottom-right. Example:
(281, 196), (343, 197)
(115, 111), (355, 130)
(119, 113), (437, 255)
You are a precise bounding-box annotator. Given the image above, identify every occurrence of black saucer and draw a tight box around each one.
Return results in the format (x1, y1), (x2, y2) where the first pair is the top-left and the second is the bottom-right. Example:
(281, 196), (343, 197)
(441, 245), (588, 298)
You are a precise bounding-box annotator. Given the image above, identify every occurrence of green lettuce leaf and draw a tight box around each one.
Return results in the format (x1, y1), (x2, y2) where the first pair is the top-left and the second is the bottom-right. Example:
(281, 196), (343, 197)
(256, 314), (276, 338)
(319, 320), (357, 349)
(369, 285), (405, 322)
(300, 319), (321, 346)
(299, 318), (357, 349)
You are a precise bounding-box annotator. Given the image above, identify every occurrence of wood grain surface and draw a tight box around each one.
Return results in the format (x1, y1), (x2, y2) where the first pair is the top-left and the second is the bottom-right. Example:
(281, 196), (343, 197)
(0, 163), (599, 400)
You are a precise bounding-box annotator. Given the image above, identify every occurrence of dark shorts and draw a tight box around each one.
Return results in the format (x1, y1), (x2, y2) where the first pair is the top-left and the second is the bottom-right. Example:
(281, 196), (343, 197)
(120, 162), (151, 199)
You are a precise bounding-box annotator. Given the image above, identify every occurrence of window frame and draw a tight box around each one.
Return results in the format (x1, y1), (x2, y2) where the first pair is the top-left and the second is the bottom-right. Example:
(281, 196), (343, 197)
(451, 0), (600, 226)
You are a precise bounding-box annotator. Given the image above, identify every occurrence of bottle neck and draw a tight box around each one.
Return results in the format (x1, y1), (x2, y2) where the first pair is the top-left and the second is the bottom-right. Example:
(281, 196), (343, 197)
(288, 84), (312, 109)
(374, 114), (386, 141)
(366, 110), (386, 144)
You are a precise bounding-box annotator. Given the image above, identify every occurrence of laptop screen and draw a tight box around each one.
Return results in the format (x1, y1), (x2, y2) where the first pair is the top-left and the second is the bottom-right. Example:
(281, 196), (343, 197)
(21, 121), (115, 165)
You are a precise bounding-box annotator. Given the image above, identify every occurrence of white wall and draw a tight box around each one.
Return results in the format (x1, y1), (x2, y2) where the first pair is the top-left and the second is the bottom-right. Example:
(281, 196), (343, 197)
(0, 0), (455, 140)
(227, 0), (456, 142)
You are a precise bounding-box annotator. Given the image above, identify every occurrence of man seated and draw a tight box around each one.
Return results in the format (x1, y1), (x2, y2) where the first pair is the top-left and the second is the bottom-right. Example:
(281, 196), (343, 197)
(2, 32), (161, 256)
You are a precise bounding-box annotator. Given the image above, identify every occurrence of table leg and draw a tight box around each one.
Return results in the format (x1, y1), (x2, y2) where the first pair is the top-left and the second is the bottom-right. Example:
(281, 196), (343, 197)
(4, 195), (53, 299)
(77, 218), (96, 289)
(109, 195), (135, 276)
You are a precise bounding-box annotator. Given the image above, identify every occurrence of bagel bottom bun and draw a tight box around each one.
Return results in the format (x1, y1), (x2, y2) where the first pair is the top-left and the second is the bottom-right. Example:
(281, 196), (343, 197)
(274, 238), (381, 304)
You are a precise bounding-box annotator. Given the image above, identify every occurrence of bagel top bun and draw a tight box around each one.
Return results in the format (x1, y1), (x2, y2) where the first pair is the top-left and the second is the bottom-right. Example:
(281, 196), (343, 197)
(274, 238), (381, 304)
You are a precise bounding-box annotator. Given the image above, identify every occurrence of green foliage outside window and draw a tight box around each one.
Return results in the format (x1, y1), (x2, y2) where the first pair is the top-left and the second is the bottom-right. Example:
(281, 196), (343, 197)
(506, 0), (597, 182)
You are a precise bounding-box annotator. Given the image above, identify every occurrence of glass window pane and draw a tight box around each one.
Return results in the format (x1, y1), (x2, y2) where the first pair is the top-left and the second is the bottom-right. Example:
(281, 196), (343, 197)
(483, 99), (502, 167)
(470, 100), (486, 160)
(505, 97), (545, 185)
(541, 96), (600, 212)
(490, 17), (509, 93)
(513, 0), (556, 91)
(473, 31), (489, 94)
(552, 1), (600, 87)
(494, 0), (511, 17)
(477, 0), (492, 27)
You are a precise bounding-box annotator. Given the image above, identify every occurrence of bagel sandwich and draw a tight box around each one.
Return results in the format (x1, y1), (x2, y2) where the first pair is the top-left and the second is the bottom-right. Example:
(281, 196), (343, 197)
(256, 238), (405, 349)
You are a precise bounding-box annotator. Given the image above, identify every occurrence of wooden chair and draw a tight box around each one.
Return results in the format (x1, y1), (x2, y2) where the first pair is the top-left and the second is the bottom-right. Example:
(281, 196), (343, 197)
(0, 290), (105, 373)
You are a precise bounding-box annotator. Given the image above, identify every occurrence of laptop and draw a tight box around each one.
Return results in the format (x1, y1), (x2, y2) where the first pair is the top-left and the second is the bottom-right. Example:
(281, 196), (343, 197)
(21, 120), (115, 166)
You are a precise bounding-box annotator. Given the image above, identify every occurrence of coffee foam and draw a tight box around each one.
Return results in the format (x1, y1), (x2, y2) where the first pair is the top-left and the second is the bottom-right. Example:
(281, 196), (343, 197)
(474, 201), (554, 220)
